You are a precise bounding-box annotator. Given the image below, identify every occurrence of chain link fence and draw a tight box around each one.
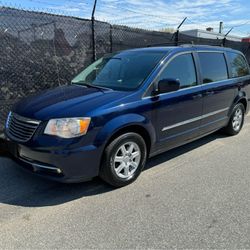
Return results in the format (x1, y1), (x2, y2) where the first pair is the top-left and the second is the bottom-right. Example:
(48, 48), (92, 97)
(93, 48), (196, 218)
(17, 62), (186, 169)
(0, 6), (250, 133)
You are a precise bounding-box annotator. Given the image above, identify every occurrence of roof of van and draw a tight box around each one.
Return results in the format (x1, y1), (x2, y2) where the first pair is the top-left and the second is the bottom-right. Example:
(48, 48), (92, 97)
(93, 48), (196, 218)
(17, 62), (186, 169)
(126, 45), (240, 54)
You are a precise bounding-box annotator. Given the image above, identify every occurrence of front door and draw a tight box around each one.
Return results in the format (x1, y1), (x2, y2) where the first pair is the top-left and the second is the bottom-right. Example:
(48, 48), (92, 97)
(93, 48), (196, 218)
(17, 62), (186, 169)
(152, 52), (203, 153)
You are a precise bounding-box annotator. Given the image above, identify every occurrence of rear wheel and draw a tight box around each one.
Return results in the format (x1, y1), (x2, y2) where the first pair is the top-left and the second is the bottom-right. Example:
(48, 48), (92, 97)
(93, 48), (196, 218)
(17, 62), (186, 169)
(223, 103), (245, 136)
(99, 132), (147, 187)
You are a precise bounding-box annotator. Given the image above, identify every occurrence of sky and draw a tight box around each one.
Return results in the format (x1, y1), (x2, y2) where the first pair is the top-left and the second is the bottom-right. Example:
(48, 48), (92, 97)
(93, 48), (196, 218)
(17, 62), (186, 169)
(1, 0), (250, 37)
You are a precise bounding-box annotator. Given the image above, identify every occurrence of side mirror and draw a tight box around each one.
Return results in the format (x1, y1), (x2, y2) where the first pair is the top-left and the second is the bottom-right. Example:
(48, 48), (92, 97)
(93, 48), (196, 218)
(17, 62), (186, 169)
(156, 78), (180, 94)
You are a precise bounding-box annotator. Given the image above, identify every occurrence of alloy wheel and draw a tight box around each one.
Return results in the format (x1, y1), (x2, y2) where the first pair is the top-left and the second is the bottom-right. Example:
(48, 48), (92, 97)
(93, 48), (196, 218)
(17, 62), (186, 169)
(113, 142), (141, 179)
(232, 108), (243, 132)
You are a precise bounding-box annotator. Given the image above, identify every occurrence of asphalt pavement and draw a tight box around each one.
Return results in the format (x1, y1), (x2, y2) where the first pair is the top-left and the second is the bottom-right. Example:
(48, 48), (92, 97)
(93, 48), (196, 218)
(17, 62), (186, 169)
(0, 116), (250, 249)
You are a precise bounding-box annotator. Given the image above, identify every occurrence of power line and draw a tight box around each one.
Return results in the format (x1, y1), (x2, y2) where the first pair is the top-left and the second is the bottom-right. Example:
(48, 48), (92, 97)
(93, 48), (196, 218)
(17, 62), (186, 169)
(24, 0), (91, 8)
(231, 20), (250, 28)
(98, 2), (185, 20)
(185, 19), (215, 30)
(17, 0), (68, 7)
(98, 3), (229, 33)
(223, 20), (250, 33)
(107, 15), (180, 26)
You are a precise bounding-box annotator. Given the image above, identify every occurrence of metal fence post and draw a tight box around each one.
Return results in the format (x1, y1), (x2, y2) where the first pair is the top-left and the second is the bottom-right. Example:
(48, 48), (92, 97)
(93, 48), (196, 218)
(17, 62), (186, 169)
(110, 24), (113, 53)
(222, 37), (226, 47)
(91, 18), (96, 61)
(91, 0), (97, 62)
(222, 27), (233, 47)
(174, 30), (179, 46)
(171, 17), (187, 46)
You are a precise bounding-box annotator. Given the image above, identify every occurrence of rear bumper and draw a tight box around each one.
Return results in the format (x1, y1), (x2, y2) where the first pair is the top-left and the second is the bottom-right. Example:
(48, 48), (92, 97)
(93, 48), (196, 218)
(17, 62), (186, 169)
(6, 139), (103, 183)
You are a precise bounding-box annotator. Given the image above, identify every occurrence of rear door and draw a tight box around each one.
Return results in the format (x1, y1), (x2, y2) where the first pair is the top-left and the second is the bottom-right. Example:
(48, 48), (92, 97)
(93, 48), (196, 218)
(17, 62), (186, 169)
(197, 51), (235, 134)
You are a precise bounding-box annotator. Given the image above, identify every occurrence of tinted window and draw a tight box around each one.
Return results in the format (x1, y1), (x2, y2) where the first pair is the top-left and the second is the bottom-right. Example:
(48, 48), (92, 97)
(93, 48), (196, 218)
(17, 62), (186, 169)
(227, 52), (249, 78)
(158, 53), (197, 89)
(72, 51), (166, 91)
(198, 52), (228, 83)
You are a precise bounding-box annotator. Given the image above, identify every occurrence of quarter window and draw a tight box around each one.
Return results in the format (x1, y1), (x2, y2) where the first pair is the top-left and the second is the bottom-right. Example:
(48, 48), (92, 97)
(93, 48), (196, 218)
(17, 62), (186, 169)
(227, 52), (249, 78)
(158, 53), (197, 90)
(198, 52), (228, 83)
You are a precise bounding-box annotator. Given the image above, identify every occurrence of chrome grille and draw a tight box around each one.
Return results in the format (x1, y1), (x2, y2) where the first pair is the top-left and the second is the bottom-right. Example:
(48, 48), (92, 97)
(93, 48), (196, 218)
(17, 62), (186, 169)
(6, 112), (40, 142)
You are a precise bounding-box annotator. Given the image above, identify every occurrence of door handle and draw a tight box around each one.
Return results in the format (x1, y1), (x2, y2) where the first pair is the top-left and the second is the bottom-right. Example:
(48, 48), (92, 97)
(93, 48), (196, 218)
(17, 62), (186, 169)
(237, 82), (244, 88)
(192, 93), (202, 99)
(205, 90), (214, 96)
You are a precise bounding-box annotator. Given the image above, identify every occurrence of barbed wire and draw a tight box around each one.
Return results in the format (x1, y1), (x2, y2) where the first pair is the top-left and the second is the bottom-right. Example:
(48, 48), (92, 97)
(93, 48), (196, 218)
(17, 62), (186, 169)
(1, 0), (250, 37)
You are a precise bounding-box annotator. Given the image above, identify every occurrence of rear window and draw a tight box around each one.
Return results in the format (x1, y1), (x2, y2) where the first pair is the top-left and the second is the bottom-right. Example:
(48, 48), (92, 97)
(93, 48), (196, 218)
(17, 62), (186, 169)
(227, 52), (249, 78)
(198, 52), (228, 83)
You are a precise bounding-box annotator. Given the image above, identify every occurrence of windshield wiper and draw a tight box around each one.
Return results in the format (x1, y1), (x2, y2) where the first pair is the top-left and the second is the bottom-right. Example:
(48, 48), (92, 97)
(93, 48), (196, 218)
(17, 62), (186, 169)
(72, 81), (111, 92)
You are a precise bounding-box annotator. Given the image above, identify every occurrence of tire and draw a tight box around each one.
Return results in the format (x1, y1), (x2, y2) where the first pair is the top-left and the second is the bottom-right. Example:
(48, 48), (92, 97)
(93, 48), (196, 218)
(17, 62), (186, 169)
(223, 103), (245, 136)
(99, 132), (147, 187)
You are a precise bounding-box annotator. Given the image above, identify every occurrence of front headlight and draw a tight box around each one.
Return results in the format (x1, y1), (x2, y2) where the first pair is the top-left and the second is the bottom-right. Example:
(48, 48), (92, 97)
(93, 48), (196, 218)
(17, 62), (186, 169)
(44, 117), (91, 138)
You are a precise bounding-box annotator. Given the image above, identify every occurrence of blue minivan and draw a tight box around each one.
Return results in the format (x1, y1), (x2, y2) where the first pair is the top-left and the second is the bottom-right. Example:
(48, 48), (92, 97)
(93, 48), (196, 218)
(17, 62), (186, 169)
(5, 45), (250, 187)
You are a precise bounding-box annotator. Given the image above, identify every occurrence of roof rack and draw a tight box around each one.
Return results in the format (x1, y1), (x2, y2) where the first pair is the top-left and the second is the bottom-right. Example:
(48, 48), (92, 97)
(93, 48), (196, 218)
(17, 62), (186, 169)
(146, 41), (190, 47)
(147, 42), (232, 49)
(147, 42), (222, 48)
(180, 44), (224, 48)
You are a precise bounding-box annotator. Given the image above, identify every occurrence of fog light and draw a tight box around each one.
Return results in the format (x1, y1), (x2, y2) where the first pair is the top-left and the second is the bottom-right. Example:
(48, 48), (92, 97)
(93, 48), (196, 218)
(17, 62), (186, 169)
(56, 169), (62, 174)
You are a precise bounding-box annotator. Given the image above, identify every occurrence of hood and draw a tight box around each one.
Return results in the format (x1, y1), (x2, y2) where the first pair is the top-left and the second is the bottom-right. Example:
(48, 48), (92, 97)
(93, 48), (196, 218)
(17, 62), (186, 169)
(13, 84), (129, 120)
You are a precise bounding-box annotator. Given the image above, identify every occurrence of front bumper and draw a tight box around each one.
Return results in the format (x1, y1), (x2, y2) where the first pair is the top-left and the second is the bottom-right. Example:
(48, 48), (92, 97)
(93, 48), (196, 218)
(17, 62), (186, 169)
(6, 139), (103, 183)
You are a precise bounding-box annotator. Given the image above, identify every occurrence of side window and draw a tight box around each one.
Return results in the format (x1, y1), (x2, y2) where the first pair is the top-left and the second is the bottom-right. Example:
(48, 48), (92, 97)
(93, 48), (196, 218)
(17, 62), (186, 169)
(198, 52), (228, 83)
(158, 53), (197, 90)
(227, 52), (249, 78)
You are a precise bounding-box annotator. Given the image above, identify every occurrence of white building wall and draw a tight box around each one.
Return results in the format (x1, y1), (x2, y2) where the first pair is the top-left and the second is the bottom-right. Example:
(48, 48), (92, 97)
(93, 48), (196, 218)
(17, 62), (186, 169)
(181, 29), (242, 42)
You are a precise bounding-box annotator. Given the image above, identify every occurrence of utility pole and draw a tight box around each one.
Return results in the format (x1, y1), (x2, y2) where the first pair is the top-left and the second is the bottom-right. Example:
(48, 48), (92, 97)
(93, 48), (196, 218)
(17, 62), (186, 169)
(172, 17), (187, 46)
(219, 21), (223, 34)
(91, 0), (97, 61)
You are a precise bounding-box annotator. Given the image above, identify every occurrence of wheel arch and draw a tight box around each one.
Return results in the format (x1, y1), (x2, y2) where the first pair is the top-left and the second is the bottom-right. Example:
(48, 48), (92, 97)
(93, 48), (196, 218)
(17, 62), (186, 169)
(237, 98), (248, 112)
(233, 95), (248, 114)
(94, 114), (156, 162)
(104, 124), (152, 155)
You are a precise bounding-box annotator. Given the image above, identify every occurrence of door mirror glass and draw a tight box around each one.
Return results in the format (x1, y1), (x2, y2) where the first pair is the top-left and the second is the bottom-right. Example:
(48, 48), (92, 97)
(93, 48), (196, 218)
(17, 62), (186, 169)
(157, 78), (180, 94)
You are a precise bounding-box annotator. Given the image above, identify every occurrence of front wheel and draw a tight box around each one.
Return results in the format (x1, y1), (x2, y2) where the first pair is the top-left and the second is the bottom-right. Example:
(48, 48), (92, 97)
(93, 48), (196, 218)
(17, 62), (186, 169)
(223, 103), (245, 136)
(99, 132), (147, 187)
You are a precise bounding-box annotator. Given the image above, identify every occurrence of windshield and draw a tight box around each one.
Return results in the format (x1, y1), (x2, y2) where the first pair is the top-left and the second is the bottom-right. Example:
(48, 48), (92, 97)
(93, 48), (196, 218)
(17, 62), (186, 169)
(71, 51), (166, 91)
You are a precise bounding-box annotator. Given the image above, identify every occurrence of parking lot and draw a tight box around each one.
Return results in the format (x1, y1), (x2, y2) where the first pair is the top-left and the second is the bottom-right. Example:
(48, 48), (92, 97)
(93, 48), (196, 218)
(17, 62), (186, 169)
(0, 116), (249, 249)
